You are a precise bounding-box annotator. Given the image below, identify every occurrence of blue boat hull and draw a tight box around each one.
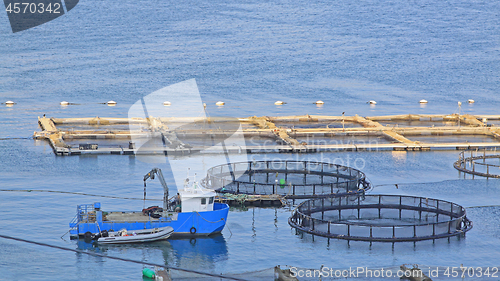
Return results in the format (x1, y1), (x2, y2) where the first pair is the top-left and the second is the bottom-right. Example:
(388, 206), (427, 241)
(70, 203), (229, 238)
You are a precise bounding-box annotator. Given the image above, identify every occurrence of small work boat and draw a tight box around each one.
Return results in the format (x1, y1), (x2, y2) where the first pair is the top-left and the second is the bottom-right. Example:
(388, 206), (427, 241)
(96, 226), (174, 244)
(69, 168), (229, 239)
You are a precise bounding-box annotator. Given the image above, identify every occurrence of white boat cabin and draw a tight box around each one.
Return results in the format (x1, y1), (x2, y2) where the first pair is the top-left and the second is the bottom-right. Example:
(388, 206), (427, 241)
(179, 180), (216, 212)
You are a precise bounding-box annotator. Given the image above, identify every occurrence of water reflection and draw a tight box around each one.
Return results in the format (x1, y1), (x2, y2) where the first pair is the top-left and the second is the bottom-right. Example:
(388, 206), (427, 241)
(391, 150), (407, 165)
(76, 234), (228, 272)
(167, 235), (228, 270)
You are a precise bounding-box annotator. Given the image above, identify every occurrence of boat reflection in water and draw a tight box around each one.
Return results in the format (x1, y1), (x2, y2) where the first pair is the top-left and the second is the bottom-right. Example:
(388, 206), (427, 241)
(167, 234), (229, 272)
(76, 234), (228, 274)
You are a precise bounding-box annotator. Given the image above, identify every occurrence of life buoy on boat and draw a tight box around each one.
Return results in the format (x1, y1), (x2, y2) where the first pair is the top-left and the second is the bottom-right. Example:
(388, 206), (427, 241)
(190, 227), (197, 234)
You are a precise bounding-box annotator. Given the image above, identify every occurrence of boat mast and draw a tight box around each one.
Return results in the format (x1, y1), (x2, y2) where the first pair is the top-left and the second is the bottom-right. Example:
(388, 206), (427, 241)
(143, 168), (169, 210)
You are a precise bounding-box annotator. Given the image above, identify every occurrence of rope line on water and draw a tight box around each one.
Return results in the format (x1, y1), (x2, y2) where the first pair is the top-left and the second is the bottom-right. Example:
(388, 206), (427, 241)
(0, 233), (248, 281)
(468, 205), (500, 209)
(0, 189), (161, 201)
(0, 137), (32, 140)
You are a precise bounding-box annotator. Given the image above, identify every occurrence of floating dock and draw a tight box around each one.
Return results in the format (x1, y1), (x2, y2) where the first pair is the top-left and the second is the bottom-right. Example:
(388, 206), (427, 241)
(215, 194), (286, 207)
(34, 113), (500, 156)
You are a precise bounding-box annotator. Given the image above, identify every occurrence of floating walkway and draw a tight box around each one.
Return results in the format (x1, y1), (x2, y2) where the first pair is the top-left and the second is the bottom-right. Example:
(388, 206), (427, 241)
(33, 113), (500, 156)
(215, 194), (286, 207)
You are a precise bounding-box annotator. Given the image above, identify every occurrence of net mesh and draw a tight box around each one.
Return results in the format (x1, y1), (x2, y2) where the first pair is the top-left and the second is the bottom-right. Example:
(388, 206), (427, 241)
(289, 194), (472, 242)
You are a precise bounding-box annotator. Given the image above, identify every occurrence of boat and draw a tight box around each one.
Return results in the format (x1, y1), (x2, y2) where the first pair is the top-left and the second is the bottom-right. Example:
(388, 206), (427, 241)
(96, 226), (174, 244)
(69, 168), (229, 239)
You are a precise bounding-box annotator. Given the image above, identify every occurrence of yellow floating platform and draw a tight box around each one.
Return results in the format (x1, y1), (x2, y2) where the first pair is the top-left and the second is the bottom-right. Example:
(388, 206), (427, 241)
(33, 113), (500, 156)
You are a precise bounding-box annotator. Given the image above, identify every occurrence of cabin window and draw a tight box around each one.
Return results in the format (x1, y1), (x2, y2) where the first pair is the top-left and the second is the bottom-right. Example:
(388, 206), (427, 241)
(209, 197), (214, 204)
(201, 198), (207, 205)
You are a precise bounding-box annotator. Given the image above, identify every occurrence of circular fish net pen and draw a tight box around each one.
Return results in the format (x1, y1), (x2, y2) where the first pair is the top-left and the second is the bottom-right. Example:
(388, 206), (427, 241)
(454, 149), (500, 178)
(204, 160), (371, 199)
(289, 194), (473, 242)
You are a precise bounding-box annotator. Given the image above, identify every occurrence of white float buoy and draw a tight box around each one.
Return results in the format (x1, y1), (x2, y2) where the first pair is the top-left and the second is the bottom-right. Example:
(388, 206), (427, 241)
(369, 100), (377, 105)
(468, 99), (475, 104)
(216, 101), (225, 106)
(419, 99), (428, 104)
(314, 100), (324, 105)
(274, 101), (285, 105)
(163, 101), (171, 106)
(107, 100), (117, 106)
(60, 101), (69, 106)
(458, 101), (462, 106)
(5, 100), (15, 105)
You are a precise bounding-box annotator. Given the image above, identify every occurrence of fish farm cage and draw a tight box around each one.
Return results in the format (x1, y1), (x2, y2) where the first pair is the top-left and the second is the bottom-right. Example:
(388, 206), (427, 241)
(454, 149), (500, 178)
(288, 194), (473, 242)
(204, 160), (371, 199)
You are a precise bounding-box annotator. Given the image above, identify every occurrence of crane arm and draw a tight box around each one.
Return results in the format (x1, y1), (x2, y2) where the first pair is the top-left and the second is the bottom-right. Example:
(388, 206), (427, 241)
(143, 168), (169, 210)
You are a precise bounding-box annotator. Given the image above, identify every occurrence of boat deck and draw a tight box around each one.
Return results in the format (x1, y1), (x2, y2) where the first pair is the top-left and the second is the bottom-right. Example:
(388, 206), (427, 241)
(104, 211), (178, 222)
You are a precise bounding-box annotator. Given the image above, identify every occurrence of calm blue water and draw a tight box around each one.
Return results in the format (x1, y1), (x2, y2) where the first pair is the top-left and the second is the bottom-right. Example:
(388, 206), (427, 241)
(1, 0), (500, 280)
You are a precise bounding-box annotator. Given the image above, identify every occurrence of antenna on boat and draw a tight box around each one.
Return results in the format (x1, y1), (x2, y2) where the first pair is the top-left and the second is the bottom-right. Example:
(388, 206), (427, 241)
(184, 168), (191, 188)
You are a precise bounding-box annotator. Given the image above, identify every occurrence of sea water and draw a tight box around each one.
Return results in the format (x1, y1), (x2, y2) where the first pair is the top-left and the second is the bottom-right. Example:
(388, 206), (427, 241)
(1, 0), (500, 280)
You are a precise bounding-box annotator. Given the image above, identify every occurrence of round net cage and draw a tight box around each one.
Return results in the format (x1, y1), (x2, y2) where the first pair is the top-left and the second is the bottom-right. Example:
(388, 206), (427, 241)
(454, 149), (500, 178)
(204, 160), (371, 199)
(289, 194), (473, 242)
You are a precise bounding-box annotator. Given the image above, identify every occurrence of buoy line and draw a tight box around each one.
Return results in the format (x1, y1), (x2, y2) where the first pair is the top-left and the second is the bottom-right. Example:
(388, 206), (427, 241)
(59, 102), (82, 105)
(0, 233), (248, 281)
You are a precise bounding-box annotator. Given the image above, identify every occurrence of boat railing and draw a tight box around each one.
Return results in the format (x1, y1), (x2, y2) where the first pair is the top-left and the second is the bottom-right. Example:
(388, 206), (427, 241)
(77, 204), (96, 223)
(69, 214), (79, 229)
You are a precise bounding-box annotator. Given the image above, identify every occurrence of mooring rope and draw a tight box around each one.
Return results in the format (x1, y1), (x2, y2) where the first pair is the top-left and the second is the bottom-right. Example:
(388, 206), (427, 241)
(0, 233), (248, 281)
(194, 212), (224, 224)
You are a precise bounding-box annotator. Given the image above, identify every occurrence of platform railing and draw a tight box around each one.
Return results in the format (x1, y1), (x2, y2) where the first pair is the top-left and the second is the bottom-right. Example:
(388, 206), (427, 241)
(77, 204), (96, 223)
